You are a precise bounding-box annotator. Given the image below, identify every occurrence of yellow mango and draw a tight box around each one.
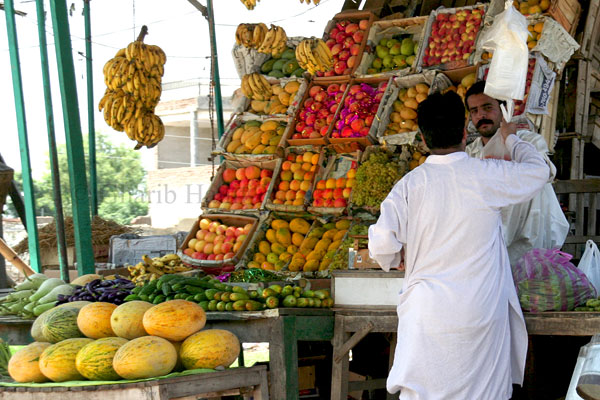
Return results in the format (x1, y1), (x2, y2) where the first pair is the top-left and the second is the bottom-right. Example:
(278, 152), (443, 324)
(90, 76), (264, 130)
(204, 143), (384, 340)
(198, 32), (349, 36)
(250, 100), (267, 113)
(234, 144), (248, 154)
(319, 258), (332, 271)
(259, 241), (271, 256)
(314, 238), (332, 253)
(271, 219), (289, 230)
(322, 229), (339, 241)
(328, 240), (342, 251)
(265, 229), (277, 244)
(279, 252), (292, 262)
(335, 220), (351, 230)
(400, 108), (417, 120)
(269, 135), (282, 146)
(284, 81), (300, 94)
(276, 228), (292, 246)
(334, 229), (348, 242)
(416, 92), (428, 103)
(247, 261), (261, 269)
(278, 92), (291, 106)
(300, 237), (319, 252)
(287, 245), (298, 254)
(292, 232), (305, 247)
(261, 131), (276, 145)
(252, 145), (267, 154)
(289, 218), (311, 234)
(306, 250), (325, 261)
(232, 127), (245, 141)
(272, 85), (284, 95)
(227, 139), (242, 153)
(404, 98), (419, 110)
(303, 260), (319, 272)
(244, 131), (262, 150)
(260, 120), (279, 132)
(415, 83), (429, 94)
(271, 242), (286, 255)
(264, 145), (278, 154)
(254, 253), (266, 263)
(288, 258), (305, 272)
(406, 87), (418, 98)
(276, 126), (286, 135)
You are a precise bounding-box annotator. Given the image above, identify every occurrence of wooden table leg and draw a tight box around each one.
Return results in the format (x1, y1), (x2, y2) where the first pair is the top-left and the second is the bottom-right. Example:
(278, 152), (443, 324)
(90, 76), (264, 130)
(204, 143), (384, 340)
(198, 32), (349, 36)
(331, 314), (351, 400)
(269, 316), (299, 400)
(252, 364), (270, 400)
(387, 332), (398, 400)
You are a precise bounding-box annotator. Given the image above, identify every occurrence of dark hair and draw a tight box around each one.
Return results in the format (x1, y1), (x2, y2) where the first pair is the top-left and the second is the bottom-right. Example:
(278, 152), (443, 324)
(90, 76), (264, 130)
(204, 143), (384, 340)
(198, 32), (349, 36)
(417, 91), (465, 150)
(464, 80), (505, 109)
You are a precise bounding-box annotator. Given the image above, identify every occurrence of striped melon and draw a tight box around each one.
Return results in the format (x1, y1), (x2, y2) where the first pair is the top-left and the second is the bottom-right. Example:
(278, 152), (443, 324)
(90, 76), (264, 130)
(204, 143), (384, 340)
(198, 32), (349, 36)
(180, 329), (240, 370)
(42, 308), (85, 344)
(110, 301), (153, 339)
(77, 302), (117, 339)
(32, 302), (90, 342)
(39, 338), (94, 382)
(113, 336), (177, 379)
(142, 300), (206, 341)
(8, 342), (51, 383)
(75, 337), (128, 381)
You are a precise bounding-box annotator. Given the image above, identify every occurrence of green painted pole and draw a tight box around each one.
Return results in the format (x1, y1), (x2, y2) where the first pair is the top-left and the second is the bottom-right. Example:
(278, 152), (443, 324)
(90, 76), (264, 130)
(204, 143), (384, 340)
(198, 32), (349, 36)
(35, 0), (71, 282)
(206, 0), (225, 138)
(49, 0), (95, 275)
(83, 0), (98, 216)
(4, 0), (42, 273)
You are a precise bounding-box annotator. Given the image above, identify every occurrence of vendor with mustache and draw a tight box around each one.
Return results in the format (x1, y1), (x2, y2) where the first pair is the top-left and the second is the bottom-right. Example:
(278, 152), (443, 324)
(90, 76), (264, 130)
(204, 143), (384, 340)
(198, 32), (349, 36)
(464, 80), (569, 265)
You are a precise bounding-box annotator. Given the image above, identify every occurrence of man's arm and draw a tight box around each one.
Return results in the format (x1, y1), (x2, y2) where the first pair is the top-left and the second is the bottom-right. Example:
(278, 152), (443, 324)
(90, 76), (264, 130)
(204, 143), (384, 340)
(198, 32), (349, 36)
(517, 130), (556, 180)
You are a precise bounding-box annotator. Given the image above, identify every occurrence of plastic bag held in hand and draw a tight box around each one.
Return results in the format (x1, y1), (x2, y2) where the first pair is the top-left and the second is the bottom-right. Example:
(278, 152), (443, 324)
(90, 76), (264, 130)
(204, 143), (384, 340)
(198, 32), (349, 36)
(578, 240), (600, 292)
(480, 0), (529, 121)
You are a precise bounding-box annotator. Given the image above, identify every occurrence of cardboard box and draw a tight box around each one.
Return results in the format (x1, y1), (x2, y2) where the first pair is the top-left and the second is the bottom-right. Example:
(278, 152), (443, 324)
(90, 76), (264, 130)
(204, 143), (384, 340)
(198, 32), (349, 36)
(332, 270), (405, 309)
(298, 365), (316, 391)
(109, 234), (177, 267)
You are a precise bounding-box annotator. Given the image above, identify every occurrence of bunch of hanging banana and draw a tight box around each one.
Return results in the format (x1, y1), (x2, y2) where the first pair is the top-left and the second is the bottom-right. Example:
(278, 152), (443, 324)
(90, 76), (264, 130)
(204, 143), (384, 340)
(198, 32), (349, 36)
(299, 0), (321, 3)
(99, 39), (167, 149)
(235, 23), (268, 48)
(127, 253), (192, 284)
(295, 38), (333, 75)
(240, 0), (259, 9)
(257, 25), (287, 57)
(241, 72), (273, 101)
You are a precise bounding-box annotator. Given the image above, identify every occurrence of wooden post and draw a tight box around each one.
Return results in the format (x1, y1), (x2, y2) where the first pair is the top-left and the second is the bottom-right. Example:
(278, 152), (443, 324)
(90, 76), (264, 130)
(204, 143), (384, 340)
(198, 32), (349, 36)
(331, 314), (351, 400)
(48, 0), (95, 275)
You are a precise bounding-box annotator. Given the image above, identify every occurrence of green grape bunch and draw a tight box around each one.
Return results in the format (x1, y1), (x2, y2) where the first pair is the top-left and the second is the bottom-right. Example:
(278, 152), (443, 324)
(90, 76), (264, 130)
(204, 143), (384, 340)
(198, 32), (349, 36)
(330, 223), (371, 270)
(353, 150), (406, 208)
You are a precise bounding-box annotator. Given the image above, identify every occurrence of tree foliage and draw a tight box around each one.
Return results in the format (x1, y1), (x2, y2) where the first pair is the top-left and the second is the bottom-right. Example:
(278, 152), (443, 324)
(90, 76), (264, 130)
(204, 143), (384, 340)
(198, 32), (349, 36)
(5, 133), (148, 225)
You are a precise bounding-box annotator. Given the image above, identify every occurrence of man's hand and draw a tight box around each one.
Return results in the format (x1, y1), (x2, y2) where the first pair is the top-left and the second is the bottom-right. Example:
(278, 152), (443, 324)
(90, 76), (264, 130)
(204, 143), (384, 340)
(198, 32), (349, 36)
(499, 119), (517, 142)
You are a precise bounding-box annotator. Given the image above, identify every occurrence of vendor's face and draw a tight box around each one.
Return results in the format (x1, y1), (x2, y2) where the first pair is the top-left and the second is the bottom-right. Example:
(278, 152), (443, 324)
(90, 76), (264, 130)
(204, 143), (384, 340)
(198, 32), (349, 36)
(466, 93), (502, 137)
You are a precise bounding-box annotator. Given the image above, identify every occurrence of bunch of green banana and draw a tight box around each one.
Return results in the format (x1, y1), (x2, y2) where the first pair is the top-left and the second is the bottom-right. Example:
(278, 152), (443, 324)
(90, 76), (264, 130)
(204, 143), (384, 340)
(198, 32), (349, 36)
(241, 72), (273, 101)
(240, 0), (259, 10)
(127, 253), (192, 284)
(296, 38), (333, 75)
(235, 23), (268, 48)
(257, 25), (287, 57)
(99, 40), (167, 149)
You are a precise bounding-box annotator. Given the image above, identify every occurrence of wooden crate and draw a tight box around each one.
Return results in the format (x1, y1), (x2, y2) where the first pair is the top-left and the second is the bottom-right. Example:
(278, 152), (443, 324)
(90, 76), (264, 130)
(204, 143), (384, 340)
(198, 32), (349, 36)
(548, 0), (581, 36)
(332, 270), (405, 309)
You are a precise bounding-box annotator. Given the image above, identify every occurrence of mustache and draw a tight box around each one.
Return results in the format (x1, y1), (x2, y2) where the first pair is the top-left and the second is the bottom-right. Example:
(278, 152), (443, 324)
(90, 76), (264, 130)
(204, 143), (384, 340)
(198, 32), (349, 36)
(476, 119), (494, 128)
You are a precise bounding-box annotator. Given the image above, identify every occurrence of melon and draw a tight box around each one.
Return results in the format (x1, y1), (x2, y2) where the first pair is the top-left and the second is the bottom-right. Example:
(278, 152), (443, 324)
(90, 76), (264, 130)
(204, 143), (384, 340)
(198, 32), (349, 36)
(32, 302), (91, 342)
(75, 337), (128, 381)
(110, 301), (153, 339)
(8, 342), (51, 383)
(142, 300), (206, 341)
(42, 308), (85, 344)
(168, 340), (184, 372)
(180, 329), (240, 370)
(77, 302), (117, 339)
(39, 338), (94, 382)
(113, 336), (177, 379)
(71, 274), (102, 286)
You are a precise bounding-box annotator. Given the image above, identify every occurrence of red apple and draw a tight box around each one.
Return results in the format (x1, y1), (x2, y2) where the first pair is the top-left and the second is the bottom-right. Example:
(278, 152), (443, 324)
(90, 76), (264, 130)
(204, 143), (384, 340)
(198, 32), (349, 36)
(334, 60), (347, 75)
(343, 187), (352, 198)
(327, 83), (340, 95)
(223, 168), (237, 183)
(214, 193), (224, 202)
(207, 254), (216, 261)
(338, 50), (350, 61)
(313, 198), (325, 207)
(352, 30), (364, 44)
(347, 55), (358, 69)
(309, 85), (323, 97)
(334, 198), (347, 208)
(235, 168), (245, 181)
(359, 19), (368, 30)
(331, 43), (343, 56)
(333, 188), (344, 199)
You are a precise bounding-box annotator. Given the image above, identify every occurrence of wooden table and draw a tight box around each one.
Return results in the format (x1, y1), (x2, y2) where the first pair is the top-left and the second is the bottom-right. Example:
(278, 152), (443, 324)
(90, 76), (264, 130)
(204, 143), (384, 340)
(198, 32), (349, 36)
(205, 308), (334, 400)
(0, 316), (33, 345)
(330, 308), (600, 400)
(0, 365), (269, 400)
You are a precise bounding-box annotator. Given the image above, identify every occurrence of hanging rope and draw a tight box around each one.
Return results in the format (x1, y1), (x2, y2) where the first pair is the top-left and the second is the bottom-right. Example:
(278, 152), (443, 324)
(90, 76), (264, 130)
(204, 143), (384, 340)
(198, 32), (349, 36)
(208, 55), (217, 181)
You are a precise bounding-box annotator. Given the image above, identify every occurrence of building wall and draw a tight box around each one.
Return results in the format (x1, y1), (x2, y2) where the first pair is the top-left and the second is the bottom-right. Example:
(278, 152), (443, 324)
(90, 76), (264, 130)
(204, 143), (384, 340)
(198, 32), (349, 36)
(147, 165), (216, 228)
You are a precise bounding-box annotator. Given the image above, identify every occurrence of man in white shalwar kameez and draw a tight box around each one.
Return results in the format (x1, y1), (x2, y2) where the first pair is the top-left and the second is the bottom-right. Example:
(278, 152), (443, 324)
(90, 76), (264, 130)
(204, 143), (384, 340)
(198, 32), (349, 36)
(464, 81), (569, 266)
(368, 92), (550, 400)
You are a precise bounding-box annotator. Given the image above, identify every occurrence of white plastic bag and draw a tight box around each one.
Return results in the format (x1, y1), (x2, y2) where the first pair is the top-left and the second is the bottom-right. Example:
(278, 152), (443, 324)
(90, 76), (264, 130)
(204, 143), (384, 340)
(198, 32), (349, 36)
(579, 240), (600, 292)
(479, 0), (529, 121)
(481, 131), (511, 160)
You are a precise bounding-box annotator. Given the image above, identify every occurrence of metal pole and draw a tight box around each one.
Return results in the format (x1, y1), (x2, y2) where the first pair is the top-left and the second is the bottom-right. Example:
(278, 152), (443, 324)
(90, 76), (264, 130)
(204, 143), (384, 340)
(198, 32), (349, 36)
(35, 0), (71, 283)
(4, 0), (42, 273)
(206, 0), (225, 138)
(83, 0), (98, 216)
(49, 0), (95, 275)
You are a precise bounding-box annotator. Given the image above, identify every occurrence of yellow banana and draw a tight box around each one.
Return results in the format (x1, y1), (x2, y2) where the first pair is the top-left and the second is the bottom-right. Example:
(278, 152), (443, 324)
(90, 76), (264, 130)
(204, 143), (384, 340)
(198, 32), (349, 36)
(258, 25), (276, 53)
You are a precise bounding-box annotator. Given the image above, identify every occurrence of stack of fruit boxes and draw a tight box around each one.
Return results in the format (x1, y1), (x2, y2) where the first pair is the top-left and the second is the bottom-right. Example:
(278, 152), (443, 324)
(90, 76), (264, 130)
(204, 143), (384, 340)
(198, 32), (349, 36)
(307, 153), (359, 216)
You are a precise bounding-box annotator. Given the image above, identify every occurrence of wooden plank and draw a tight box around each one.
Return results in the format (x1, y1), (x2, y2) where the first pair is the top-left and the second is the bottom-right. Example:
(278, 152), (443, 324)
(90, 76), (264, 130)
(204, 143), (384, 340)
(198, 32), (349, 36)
(590, 193), (598, 237)
(387, 333), (398, 400)
(333, 322), (374, 363)
(564, 236), (600, 244)
(202, 319), (274, 343)
(266, 317), (293, 400)
(330, 315), (351, 400)
(524, 313), (600, 335)
(577, 191), (585, 237)
(165, 368), (265, 399)
(294, 316), (334, 341)
(553, 179), (600, 193)
(340, 315), (398, 333)
(205, 309), (279, 321)
(348, 378), (387, 392)
(282, 316), (299, 400)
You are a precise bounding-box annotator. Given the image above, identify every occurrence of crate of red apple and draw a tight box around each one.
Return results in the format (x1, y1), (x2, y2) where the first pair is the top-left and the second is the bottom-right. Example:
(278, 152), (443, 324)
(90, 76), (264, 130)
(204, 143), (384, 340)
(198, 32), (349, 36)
(309, 154), (358, 215)
(419, 5), (486, 71)
(201, 159), (279, 213)
(328, 78), (390, 152)
(286, 81), (350, 146)
(315, 11), (375, 79)
(179, 214), (258, 266)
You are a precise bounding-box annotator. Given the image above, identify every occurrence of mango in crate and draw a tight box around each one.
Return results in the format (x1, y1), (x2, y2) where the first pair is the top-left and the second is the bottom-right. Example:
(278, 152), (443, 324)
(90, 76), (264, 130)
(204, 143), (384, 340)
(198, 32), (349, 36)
(272, 151), (319, 206)
(384, 83), (429, 137)
(226, 119), (286, 155)
(249, 80), (301, 115)
(312, 162), (357, 208)
(526, 21), (544, 49)
(367, 37), (418, 74)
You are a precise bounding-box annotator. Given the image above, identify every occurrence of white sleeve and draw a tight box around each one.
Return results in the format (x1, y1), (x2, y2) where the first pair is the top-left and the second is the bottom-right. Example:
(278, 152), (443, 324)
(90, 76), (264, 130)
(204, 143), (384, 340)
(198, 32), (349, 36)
(517, 130), (556, 180)
(480, 135), (551, 209)
(368, 182), (407, 272)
